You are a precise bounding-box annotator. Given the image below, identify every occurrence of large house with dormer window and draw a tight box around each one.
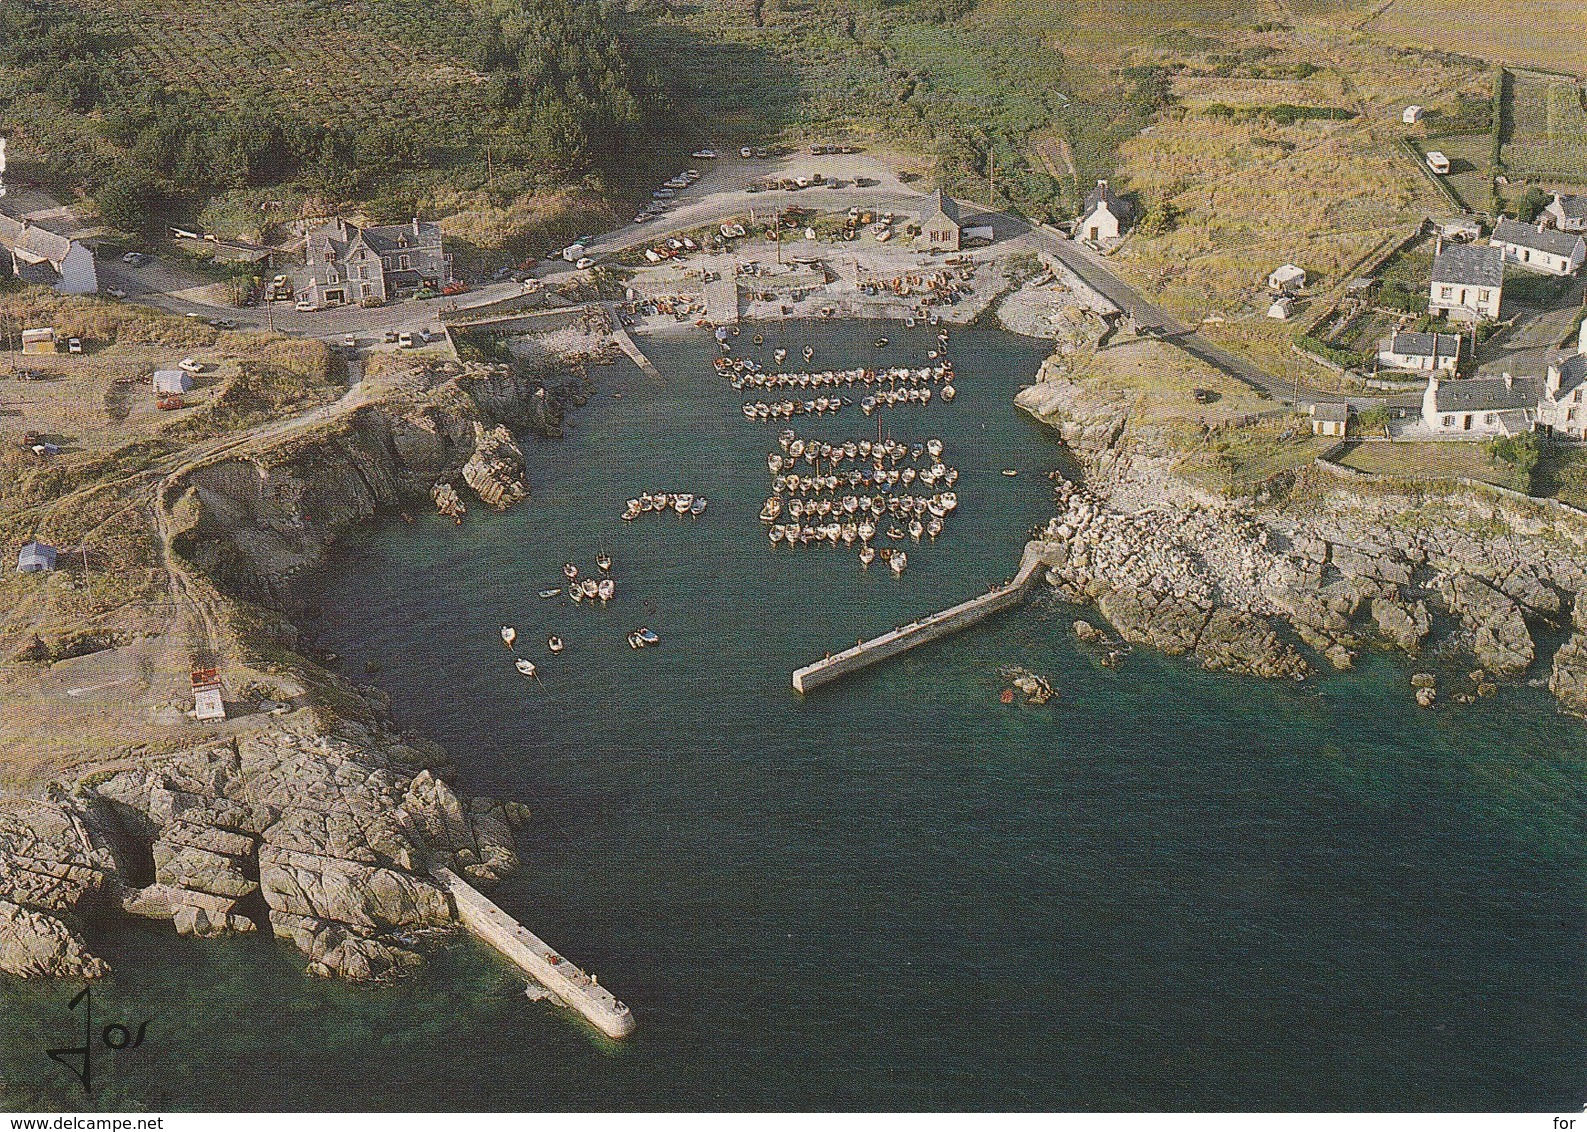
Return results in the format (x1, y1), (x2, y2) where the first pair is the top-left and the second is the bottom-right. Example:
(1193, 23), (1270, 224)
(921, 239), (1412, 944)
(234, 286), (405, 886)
(301, 216), (449, 307)
(1421, 321), (1587, 439)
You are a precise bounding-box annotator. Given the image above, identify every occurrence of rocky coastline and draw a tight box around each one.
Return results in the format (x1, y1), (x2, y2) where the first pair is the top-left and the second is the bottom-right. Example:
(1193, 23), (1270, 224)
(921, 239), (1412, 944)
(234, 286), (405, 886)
(1015, 359), (1587, 714)
(1, 349), (587, 983)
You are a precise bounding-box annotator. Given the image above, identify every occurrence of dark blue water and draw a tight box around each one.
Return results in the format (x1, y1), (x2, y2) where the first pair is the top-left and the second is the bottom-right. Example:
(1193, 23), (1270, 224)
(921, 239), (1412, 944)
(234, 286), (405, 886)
(4, 323), (1584, 1111)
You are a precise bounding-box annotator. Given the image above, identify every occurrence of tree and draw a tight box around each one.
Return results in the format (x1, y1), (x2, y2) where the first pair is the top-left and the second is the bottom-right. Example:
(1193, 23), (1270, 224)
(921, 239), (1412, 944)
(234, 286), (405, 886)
(1515, 185), (1551, 223)
(1484, 431), (1542, 493)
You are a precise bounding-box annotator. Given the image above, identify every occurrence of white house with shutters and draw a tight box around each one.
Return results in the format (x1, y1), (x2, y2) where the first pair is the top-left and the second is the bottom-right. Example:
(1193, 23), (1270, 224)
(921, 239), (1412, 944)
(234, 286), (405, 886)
(1490, 217), (1585, 276)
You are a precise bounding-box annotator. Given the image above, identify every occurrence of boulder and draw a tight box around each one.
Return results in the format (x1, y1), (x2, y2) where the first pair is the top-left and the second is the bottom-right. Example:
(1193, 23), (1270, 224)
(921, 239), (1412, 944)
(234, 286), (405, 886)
(0, 900), (108, 979)
(1371, 594), (1431, 654)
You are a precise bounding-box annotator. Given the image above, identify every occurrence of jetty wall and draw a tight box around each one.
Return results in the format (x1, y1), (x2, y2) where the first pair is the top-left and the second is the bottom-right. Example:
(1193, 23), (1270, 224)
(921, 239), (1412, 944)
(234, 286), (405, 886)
(792, 542), (1047, 694)
(434, 867), (636, 1040)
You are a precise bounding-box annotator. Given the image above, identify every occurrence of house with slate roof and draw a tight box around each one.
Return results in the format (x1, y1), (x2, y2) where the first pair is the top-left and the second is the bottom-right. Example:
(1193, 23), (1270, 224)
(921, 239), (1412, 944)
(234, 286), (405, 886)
(919, 190), (961, 251)
(1420, 322), (1587, 438)
(1077, 180), (1133, 243)
(302, 216), (450, 306)
(1544, 193), (1587, 234)
(1491, 217), (1585, 277)
(1377, 330), (1462, 374)
(0, 213), (96, 295)
(1428, 240), (1503, 322)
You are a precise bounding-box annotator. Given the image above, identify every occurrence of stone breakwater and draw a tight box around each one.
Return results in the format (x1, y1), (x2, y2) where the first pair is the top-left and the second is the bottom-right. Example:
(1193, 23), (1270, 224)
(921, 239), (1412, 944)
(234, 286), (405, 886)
(1017, 362), (1587, 711)
(0, 721), (527, 983)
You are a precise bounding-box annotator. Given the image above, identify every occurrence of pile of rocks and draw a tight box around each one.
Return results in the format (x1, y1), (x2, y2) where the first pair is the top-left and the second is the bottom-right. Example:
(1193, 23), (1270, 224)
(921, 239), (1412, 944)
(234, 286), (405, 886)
(460, 423), (529, 510)
(0, 726), (525, 983)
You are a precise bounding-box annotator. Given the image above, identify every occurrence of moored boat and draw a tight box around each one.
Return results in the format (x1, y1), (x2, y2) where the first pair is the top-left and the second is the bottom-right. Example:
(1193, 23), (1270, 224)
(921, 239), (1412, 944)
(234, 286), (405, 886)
(890, 551), (908, 574)
(547, 636), (564, 653)
(597, 552), (612, 572)
(859, 545), (876, 567)
(564, 562), (578, 580)
(538, 587), (562, 599)
(515, 658), (538, 678)
(501, 626), (517, 648)
(597, 578), (615, 602)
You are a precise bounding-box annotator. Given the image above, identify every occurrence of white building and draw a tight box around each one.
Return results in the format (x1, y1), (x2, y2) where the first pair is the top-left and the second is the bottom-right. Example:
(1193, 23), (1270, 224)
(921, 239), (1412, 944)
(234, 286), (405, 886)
(1377, 330), (1462, 373)
(0, 213), (96, 295)
(1544, 193), (1587, 234)
(1076, 180), (1133, 243)
(1535, 321), (1587, 440)
(1429, 241), (1503, 322)
(1402, 105), (1425, 125)
(1310, 402), (1349, 437)
(1421, 322), (1587, 438)
(1268, 263), (1307, 293)
(1490, 217), (1585, 276)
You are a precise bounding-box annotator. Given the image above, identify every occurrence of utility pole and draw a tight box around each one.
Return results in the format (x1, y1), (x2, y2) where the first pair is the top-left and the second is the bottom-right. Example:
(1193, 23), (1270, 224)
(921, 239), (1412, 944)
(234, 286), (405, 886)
(988, 144), (996, 206)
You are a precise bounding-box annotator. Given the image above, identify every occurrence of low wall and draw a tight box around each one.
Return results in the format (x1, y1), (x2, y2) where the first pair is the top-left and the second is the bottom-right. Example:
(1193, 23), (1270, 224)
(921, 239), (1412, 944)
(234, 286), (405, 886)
(792, 543), (1046, 694)
(1313, 445), (1587, 521)
(435, 867), (636, 1039)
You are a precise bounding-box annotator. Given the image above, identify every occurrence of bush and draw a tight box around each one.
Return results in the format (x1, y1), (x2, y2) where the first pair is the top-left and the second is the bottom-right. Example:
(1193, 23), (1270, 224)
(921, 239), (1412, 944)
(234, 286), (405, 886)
(1485, 431), (1541, 493)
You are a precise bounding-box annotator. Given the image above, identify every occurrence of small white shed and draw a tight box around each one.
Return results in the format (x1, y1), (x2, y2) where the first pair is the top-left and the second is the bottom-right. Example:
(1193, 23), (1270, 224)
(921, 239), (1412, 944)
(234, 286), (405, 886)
(1402, 105), (1425, 125)
(1268, 264), (1307, 293)
(152, 370), (193, 394)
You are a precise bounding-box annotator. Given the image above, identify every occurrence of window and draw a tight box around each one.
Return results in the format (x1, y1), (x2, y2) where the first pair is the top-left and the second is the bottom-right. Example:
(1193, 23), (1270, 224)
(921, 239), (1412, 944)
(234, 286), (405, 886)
(1485, 413), (1495, 425)
(1440, 286), (1453, 299)
(328, 271), (339, 284)
(398, 254), (410, 271)
(1478, 289), (1490, 302)
(1442, 415), (1454, 427)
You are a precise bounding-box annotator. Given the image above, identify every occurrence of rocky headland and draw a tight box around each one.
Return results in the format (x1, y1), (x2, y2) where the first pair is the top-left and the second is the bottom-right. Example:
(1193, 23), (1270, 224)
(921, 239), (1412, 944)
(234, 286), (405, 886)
(1016, 357), (1587, 712)
(1, 335), (601, 983)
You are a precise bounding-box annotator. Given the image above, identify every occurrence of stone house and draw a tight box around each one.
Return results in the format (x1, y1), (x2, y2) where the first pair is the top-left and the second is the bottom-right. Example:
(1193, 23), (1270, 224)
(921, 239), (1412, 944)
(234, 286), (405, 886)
(1428, 240), (1502, 322)
(1490, 217), (1585, 277)
(1310, 402), (1349, 437)
(302, 216), (449, 307)
(1420, 372), (1539, 437)
(920, 191), (961, 252)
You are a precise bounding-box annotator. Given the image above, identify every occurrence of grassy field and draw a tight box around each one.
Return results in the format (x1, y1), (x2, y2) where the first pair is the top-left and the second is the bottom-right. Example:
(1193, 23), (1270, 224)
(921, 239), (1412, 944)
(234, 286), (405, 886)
(1503, 73), (1587, 183)
(1357, 0), (1587, 76)
(1334, 440), (1518, 487)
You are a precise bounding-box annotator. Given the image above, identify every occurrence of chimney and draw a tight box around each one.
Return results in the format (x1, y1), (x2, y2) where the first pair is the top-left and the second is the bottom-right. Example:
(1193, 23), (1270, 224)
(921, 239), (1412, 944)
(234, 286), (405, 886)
(413, 217), (421, 236)
(1434, 234), (1443, 258)
(1548, 363), (1562, 397)
(1504, 372), (1513, 391)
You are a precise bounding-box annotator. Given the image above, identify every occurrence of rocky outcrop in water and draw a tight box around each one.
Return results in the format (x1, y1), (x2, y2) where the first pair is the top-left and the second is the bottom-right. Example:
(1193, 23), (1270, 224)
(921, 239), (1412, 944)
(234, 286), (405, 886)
(0, 725), (522, 982)
(1019, 357), (1587, 709)
(460, 423), (529, 510)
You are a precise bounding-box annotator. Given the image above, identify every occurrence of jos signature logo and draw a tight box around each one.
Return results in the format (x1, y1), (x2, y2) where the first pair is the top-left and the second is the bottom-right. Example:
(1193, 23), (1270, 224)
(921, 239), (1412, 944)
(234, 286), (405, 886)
(46, 986), (152, 1093)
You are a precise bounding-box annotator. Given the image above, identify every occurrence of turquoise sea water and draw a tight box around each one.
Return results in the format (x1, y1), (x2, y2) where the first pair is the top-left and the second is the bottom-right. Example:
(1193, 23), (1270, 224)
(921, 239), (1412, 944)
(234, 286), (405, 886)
(4, 322), (1585, 1111)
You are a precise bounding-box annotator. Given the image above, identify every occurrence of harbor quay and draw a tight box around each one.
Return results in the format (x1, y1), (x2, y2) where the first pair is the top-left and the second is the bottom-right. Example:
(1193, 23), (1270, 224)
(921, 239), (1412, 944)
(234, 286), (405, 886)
(792, 541), (1047, 693)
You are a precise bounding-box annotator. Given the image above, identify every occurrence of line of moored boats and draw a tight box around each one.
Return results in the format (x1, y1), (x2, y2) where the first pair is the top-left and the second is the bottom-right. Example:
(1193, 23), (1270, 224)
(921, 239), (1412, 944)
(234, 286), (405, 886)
(621, 492), (708, 521)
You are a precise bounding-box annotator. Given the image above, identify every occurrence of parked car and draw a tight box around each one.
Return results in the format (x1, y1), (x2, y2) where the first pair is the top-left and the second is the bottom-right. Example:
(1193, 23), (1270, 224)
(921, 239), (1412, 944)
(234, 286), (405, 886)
(397, 332), (414, 349)
(178, 357), (205, 374)
(441, 280), (468, 296)
(294, 299), (317, 312)
(105, 286), (127, 300)
(691, 149), (718, 159)
(342, 334), (357, 349)
(418, 328), (433, 344)
(740, 146), (753, 158)
(121, 252), (147, 266)
(576, 257), (595, 270)
(67, 338), (82, 354)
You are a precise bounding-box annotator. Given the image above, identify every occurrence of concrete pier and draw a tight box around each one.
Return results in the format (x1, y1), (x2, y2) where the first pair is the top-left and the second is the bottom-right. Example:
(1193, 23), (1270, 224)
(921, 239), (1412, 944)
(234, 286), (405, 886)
(703, 272), (740, 326)
(605, 304), (662, 380)
(792, 542), (1048, 694)
(434, 867), (636, 1039)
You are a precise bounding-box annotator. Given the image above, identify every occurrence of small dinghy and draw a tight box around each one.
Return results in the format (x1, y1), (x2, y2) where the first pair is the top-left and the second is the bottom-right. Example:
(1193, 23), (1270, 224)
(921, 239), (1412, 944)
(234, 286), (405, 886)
(547, 636), (565, 653)
(803, 346), (814, 362)
(538, 588), (562, 599)
(690, 496), (708, 516)
(859, 545), (876, 567)
(501, 626), (517, 648)
(597, 552), (612, 572)
(515, 658), (538, 678)
(597, 578), (615, 602)
(774, 348), (788, 363)
(890, 551), (908, 575)
(563, 562), (579, 580)
(875, 337), (889, 348)
(1001, 468), (1018, 477)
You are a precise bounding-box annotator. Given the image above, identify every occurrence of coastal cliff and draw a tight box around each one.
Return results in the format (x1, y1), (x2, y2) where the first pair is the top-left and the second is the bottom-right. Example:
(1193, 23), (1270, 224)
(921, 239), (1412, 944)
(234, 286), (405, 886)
(1017, 355), (1587, 711)
(0, 347), (591, 983)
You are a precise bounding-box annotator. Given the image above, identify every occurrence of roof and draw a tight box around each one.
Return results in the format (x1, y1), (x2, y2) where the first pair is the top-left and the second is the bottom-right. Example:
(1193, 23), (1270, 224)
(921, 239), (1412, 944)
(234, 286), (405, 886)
(1429, 374), (1541, 413)
(1551, 193), (1587, 222)
(20, 327), (54, 343)
(1269, 263), (1306, 283)
(1385, 330), (1461, 358)
(1548, 353), (1587, 401)
(1431, 242), (1503, 288)
(0, 213), (73, 265)
(923, 190), (960, 229)
(1494, 409), (1532, 436)
(1492, 217), (1585, 259)
(17, 541), (57, 569)
(307, 216), (444, 265)
(1311, 402), (1349, 423)
(1082, 180), (1132, 222)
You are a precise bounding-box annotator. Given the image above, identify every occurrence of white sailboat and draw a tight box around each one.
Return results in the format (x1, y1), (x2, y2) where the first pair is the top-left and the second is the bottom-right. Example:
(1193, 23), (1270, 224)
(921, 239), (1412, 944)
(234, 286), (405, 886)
(500, 626), (517, 648)
(515, 658), (538, 678)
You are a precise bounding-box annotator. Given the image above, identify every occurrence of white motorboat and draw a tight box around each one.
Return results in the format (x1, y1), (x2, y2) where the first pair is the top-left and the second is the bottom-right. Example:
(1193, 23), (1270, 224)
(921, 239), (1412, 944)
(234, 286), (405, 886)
(515, 658), (538, 678)
(500, 626), (517, 648)
(538, 587), (562, 599)
(570, 583), (585, 603)
(597, 579), (615, 602)
(858, 520), (875, 542)
(760, 498), (782, 522)
(803, 346), (814, 362)
(547, 636), (565, 653)
(926, 438), (943, 458)
(941, 492), (957, 511)
(597, 552), (612, 572)
(774, 348), (788, 363)
(941, 384), (956, 402)
(927, 518), (943, 539)
(637, 627), (660, 646)
(691, 496), (708, 516)
(909, 519), (924, 541)
(582, 579), (600, 600)
(1002, 469), (1018, 477)
(859, 546), (876, 567)
(769, 453), (784, 474)
(890, 551), (908, 574)
(563, 562), (579, 580)
(675, 493), (694, 514)
(770, 524), (786, 544)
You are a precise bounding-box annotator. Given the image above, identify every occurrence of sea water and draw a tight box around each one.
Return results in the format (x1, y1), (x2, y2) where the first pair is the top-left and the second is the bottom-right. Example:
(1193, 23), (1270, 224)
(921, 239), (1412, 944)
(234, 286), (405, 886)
(3, 322), (1583, 1111)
